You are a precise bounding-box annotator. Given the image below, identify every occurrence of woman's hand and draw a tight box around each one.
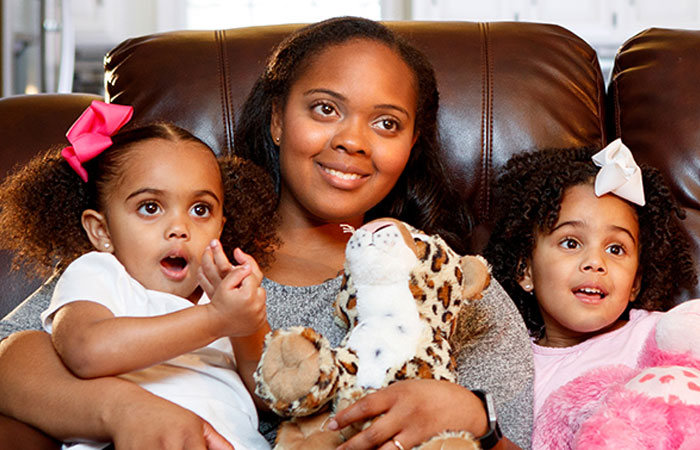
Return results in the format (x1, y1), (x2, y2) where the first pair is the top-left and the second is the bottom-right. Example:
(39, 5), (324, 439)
(328, 379), (488, 450)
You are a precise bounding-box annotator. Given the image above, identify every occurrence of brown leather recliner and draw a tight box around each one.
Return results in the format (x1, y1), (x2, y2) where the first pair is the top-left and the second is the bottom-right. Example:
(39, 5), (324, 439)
(0, 21), (698, 320)
(608, 27), (700, 303)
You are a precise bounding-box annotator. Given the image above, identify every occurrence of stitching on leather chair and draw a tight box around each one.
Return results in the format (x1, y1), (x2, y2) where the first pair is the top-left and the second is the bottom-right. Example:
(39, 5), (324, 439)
(216, 28), (235, 155)
(478, 22), (494, 223)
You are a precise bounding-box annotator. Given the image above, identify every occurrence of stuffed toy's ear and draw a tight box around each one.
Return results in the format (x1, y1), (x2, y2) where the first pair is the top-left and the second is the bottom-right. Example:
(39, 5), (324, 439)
(654, 299), (700, 358)
(359, 217), (417, 255)
(459, 255), (491, 300)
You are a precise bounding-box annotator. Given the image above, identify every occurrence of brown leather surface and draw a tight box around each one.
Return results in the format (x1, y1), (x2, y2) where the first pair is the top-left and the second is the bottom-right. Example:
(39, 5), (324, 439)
(609, 27), (700, 300)
(0, 93), (101, 178)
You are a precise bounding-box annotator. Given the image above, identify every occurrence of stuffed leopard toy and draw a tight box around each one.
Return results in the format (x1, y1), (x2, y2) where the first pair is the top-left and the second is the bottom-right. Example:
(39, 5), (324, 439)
(254, 218), (491, 449)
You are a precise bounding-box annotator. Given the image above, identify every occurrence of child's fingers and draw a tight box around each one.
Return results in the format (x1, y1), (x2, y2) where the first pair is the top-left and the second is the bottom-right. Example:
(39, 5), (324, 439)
(197, 266), (216, 298)
(233, 248), (263, 279)
(209, 240), (234, 277)
(220, 263), (253, 290)
(200, 246), (223, 284)
(202, 420), (236, 450)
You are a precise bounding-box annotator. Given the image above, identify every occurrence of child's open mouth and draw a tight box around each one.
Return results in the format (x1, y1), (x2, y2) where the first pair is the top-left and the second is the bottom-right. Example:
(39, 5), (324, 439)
(160, 255), (189, 280)
(573, 287), (608, 303)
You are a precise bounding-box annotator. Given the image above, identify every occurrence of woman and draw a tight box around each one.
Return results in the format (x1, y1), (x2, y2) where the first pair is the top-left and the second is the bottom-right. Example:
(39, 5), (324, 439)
(0, 17), (533, 450)
(235, 16), (533, 450)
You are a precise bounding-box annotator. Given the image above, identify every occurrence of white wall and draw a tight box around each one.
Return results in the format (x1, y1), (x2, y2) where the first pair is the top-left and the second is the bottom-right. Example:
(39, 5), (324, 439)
(72, 0), (158, 47)
(410, 1), (700, 49)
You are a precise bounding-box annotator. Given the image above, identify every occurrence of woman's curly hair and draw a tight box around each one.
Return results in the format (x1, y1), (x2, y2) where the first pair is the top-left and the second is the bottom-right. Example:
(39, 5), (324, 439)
(0, 122), (279, 279)
(483, 146), (697, 337)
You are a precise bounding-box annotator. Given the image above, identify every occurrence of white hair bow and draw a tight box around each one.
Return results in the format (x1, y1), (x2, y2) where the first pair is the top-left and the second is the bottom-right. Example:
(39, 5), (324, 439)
(591, 138), (645, 206)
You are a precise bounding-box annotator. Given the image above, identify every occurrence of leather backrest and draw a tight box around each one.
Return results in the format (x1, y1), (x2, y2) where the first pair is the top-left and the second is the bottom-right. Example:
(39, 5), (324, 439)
(609, 27), (700, 301)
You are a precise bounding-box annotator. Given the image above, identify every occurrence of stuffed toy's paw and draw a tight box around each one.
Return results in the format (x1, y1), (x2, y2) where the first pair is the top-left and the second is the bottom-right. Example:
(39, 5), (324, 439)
(419, 431), (480, 450)
(459, 255), (491, 301)
(274, 413), (344, 450)
(255, 326), (339, 417)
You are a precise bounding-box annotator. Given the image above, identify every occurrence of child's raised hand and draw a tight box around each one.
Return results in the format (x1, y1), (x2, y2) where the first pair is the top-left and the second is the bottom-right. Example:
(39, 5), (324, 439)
(199, 239), (250, 297)
(199, 240), (268, 338)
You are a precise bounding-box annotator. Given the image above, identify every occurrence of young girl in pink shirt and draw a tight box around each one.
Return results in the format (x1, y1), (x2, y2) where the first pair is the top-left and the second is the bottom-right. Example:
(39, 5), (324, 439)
(484, 141), (697, 448)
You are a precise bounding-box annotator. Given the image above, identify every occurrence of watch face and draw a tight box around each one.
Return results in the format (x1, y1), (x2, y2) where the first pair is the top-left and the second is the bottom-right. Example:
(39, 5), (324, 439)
(483, 391), (498, 424)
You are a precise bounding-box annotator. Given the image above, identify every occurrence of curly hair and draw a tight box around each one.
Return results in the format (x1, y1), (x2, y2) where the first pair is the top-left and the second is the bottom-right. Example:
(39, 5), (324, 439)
(483, 147), (697, 337)
(0, 122), (279, 279)
(234, 16), (471, 253)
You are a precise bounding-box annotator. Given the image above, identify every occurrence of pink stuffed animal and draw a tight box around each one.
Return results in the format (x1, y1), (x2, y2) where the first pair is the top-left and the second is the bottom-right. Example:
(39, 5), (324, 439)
(534, 300), (700, 450)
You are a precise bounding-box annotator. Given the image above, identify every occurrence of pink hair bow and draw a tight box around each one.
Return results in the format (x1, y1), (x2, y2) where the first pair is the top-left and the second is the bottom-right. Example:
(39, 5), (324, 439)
(591, 138), (645, 206)
(61, 100), (133, 182)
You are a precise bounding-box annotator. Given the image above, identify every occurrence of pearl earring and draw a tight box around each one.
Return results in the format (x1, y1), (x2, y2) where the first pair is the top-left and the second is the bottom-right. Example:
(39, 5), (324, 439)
(275, 136), (280, 144)
(104, 242), (110, 249)
(524, 283), (532, 291)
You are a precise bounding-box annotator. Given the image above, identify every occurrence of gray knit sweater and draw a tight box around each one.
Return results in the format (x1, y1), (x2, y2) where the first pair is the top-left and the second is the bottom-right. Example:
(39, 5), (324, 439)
(1, 275), (533, 449)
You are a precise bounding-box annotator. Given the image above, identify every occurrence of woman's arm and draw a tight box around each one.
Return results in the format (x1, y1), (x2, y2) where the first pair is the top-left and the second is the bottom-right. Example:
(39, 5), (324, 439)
(0, 330), (233, 449)
(0, 414), (60, 450)
(330, 379), (523, 450)
(450, 278), (535, 448)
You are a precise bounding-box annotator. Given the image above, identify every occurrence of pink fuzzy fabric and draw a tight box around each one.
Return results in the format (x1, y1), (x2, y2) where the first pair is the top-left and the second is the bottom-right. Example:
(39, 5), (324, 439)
(533, 365), (636, 449)
(535, 330), (700, 449)
(576, 392), (700, 449)
(575, 389), (675, 449)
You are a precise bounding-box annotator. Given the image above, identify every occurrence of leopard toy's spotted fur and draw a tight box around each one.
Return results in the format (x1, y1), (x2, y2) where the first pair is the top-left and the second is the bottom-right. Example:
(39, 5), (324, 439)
(254, 218), (491, 450)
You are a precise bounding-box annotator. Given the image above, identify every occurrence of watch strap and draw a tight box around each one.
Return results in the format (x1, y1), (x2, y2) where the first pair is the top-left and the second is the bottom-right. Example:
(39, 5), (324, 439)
(471, 389), (503, 450)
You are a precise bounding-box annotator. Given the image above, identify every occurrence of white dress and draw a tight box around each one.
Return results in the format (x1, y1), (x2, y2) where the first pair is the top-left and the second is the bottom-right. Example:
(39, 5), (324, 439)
(42, 251), (270, 450)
